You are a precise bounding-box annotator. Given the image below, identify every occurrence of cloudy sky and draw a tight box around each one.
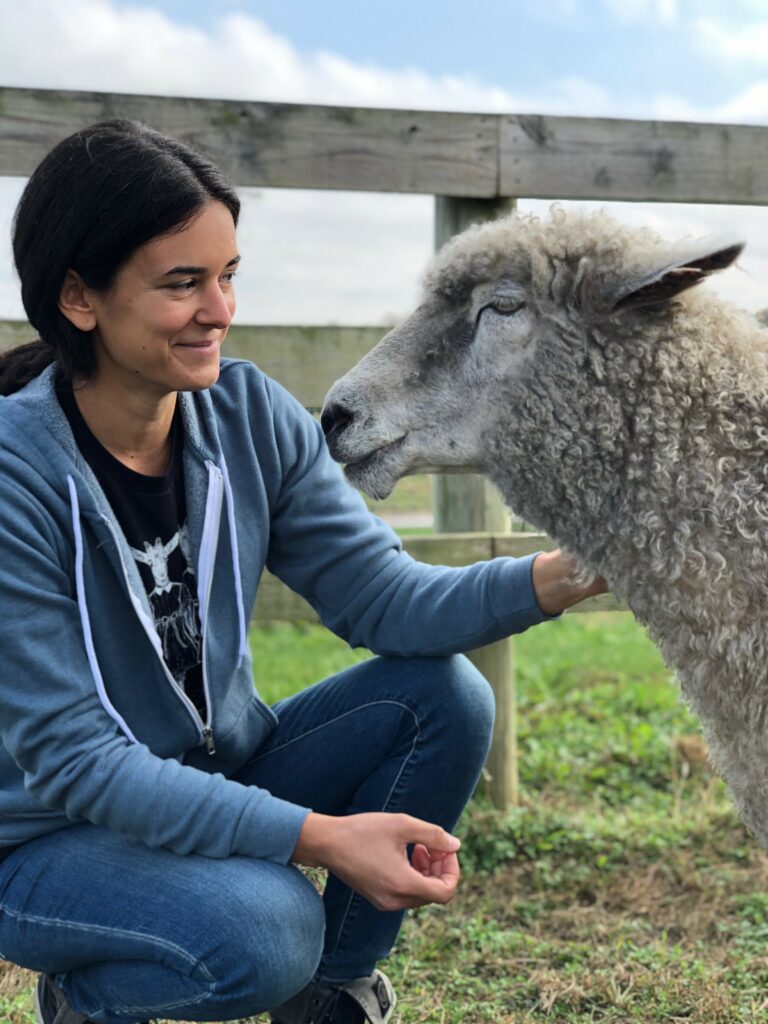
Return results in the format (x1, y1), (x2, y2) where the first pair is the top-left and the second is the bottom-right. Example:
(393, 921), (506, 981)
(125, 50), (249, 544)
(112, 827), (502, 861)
(2, 0), (768, 323)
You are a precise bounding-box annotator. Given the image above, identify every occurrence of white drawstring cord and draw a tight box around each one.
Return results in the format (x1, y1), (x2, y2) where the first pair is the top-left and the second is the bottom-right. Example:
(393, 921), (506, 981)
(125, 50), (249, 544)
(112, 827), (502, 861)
(219, 456), (248, 666)
(66, 475), (138, 744)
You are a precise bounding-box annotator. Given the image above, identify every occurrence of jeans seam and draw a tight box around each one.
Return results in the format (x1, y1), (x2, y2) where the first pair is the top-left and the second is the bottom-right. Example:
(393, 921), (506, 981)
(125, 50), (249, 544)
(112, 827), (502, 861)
(322, 708), (422, 967)
(108, 988), (212, 1015)
(253, 700), (420, 762)
(1, 903), (216, 982)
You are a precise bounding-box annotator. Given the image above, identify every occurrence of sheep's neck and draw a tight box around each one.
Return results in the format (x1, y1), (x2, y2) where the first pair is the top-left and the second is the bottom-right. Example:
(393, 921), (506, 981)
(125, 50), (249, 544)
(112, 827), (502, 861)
(485, 316), (768, 623)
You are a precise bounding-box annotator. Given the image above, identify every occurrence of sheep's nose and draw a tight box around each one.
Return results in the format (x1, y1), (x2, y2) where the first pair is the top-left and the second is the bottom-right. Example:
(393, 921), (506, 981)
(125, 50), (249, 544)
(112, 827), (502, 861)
(321, 402), (354, 443)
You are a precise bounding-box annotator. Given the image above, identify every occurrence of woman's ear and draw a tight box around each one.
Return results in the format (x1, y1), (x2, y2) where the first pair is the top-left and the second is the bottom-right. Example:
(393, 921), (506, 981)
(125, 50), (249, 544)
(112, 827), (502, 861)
(58, 270), (97, 331)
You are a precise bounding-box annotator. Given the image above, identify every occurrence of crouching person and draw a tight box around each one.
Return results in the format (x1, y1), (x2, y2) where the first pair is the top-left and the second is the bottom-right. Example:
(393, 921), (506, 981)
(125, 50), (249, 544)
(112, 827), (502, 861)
(0, 121), (605, 1024)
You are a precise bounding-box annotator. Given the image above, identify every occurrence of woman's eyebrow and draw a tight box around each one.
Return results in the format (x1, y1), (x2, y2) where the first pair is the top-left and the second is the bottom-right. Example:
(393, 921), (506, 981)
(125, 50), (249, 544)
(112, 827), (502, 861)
(163, 255), (241, 276)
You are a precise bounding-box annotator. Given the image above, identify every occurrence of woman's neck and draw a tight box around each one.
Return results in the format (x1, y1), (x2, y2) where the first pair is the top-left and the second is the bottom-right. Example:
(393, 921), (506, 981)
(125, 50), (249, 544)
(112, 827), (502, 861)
(72, 379), (177, 476)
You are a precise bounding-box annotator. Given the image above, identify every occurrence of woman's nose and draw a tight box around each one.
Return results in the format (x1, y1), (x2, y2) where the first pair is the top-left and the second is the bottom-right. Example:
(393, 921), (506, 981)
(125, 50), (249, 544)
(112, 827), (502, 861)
(197, 283), (234, 328)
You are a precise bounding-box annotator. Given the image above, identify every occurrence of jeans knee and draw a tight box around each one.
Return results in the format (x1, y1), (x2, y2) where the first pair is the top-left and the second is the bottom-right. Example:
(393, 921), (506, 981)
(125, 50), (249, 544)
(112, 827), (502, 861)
(264, 887), (325, 1008)
(203, 865), (325, 1017)
(439, 654), (495, 752)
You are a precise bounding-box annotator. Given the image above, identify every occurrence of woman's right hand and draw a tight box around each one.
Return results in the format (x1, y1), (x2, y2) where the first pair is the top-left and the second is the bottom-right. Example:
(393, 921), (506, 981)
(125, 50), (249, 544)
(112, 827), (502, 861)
(292, 811), (461, 912)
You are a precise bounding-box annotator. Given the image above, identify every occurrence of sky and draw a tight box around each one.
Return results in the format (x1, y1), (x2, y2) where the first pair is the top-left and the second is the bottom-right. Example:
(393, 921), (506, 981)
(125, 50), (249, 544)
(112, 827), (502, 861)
(2, 0), (768, 324)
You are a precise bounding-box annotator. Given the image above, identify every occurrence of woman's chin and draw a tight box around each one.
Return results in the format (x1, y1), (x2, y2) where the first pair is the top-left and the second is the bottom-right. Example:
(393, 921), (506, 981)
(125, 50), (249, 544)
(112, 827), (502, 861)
(171, 356), (222, 393)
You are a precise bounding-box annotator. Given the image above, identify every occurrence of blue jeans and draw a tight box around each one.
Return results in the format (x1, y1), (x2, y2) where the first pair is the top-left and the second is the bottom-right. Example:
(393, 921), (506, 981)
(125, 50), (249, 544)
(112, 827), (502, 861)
(0, 655), (494, 1023)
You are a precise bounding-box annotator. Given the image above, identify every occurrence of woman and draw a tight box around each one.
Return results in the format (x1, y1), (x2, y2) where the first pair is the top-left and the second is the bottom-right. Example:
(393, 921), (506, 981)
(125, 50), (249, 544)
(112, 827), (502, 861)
(0, 120), (605, 1024)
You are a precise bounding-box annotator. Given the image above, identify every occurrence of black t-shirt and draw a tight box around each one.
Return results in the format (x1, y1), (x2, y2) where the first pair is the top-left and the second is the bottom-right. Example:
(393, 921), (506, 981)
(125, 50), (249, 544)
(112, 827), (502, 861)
(56, 381), (206, 716)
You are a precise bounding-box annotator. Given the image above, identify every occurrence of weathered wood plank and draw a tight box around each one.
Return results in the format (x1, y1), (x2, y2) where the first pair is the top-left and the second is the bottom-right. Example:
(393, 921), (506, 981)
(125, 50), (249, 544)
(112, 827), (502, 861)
(0, 321), (385, 410)
(412, 532), (623, 612)
(501, 113), (768, 204)
(5, 88), (768, 204)
(0, 87), (498, 196)
(0, 321), (30, 351)
(253, 534), (624, 624)
(492, 533), (556, 558)
(404, 533), (496, 565)
(222, 324), (385, 409)
(253, 534), (496, 625)
(493, 533), (623, 613)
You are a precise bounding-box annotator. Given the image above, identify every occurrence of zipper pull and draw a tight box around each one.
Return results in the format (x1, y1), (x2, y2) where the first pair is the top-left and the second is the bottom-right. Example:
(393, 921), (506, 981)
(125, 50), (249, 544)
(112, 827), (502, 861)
(202, 727), (216, 756)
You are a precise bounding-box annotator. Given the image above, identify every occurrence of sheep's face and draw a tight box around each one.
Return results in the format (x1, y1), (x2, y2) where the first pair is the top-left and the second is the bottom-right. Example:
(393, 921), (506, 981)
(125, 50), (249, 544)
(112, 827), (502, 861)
(322, 272), (542, 499)
(321, 210), (744, 501)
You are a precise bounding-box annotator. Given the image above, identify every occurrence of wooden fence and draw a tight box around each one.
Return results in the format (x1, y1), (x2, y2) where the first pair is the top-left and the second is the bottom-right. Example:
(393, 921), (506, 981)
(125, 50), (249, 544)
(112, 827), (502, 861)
(3, 86), (766, 806)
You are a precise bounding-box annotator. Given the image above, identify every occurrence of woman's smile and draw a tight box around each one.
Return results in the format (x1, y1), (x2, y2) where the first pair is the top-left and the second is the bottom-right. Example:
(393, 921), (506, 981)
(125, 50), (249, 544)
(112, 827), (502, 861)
(79, 200), (239, 401)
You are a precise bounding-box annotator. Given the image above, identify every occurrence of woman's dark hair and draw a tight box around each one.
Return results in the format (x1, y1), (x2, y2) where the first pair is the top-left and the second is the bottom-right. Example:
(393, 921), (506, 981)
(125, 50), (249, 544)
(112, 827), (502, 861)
(0, 119), (240, 396)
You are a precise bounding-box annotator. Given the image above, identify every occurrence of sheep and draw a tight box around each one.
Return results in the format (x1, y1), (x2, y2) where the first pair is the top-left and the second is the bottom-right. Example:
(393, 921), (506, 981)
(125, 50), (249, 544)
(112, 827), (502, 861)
(320, 208), (768, 847)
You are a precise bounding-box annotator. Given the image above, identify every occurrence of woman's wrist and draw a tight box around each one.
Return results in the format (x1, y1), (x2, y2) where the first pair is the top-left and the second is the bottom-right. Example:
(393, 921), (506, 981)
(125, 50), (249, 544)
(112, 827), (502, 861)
(531, 549), (607, 616)
(292, 811), (336, 867)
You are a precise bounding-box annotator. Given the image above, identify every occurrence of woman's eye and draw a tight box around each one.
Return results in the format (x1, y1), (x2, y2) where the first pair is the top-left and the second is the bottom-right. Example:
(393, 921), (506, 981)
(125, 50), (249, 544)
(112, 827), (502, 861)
(168, 279), (196, 292)
(221, 270), (238, 286)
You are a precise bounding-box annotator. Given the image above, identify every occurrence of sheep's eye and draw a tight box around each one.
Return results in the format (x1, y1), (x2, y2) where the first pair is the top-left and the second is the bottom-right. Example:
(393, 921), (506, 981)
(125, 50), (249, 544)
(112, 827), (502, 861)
(488, 298), (524, 316)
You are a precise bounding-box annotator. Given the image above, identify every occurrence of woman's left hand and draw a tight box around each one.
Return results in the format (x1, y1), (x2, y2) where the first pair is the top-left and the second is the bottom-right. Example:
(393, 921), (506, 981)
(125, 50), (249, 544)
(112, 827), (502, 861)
(531, 549), (609, 616)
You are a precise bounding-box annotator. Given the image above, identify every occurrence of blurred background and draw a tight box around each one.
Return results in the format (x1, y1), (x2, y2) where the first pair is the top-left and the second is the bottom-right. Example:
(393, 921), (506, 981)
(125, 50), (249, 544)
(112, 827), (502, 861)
(2, 0), (768, 325)
(3, 7), (768, 1020)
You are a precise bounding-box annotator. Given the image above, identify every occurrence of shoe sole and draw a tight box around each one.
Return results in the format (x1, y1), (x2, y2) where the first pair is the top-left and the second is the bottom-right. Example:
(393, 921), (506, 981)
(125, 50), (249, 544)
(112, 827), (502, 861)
(33, 982), (44, 1024)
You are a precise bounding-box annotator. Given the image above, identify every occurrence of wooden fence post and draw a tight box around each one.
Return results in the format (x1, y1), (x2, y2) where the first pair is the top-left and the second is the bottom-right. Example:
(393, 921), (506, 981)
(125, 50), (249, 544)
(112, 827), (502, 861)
(433, 196), (519, 810)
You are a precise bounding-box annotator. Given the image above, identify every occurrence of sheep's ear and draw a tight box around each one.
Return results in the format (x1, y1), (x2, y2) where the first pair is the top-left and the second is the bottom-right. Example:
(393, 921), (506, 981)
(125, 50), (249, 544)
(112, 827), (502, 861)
(606, 241), (745, 314)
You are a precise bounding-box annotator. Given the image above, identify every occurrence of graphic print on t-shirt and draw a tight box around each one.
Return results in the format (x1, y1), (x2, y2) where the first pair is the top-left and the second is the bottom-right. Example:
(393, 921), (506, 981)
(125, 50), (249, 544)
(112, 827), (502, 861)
(130, 523), (202, 687)
(56, 378), (207, 715)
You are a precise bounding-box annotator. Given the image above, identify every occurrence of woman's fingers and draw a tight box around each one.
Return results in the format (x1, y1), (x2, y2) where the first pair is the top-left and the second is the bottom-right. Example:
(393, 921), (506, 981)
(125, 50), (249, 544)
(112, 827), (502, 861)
(297, 811), (463, 911)
(411, 843), (431, 874)
(412, 843), (461, 880)
(396, 814), (461, 855)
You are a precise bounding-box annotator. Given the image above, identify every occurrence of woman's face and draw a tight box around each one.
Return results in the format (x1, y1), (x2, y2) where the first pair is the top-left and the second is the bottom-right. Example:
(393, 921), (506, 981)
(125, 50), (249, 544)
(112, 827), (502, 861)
(85, 200), (239, 399)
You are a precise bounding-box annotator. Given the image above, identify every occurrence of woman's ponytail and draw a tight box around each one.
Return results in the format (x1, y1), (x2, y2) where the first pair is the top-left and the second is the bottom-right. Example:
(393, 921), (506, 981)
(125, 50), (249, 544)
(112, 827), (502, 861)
(0, 340), (54, 397)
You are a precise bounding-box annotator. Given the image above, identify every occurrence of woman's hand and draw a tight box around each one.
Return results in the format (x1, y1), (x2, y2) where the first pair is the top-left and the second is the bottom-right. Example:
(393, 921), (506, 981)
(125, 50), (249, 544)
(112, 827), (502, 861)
(292, 811), (461, 912)
(532, 548), (608, 616)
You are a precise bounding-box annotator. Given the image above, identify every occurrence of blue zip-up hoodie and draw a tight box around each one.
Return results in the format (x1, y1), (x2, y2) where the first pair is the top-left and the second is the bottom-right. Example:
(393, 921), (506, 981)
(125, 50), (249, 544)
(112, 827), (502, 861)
(0, 358), (548, 864)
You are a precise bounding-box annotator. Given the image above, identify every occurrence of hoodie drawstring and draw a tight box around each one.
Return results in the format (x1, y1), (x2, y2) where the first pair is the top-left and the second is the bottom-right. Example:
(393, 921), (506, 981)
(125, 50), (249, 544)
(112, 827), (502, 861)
(219, 456), (248, 667)
(66, 475), (139, 744)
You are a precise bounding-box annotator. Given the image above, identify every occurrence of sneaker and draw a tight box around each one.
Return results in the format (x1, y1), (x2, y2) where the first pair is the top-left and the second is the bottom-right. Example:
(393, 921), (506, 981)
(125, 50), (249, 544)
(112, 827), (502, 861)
(34, 975), (95, 1024)
(270, 969), (396, 1024)
(34, 973), (150, 1024)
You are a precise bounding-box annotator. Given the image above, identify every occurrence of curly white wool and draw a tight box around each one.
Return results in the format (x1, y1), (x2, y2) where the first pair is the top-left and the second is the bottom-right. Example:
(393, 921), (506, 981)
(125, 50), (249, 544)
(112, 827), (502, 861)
(324, 207), (768, 843)
(432, 210), (768, 842)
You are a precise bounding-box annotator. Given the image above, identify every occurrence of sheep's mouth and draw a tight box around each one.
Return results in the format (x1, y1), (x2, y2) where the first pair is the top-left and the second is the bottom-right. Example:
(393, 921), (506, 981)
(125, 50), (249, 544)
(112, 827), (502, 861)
(346, 436), (409, 475)
(341, 430), (486, 499)
(342, 435), (409, 498)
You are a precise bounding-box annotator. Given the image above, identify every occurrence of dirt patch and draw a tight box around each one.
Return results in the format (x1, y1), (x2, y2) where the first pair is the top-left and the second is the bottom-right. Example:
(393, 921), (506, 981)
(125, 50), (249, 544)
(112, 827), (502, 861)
(0, 960), (34, 996)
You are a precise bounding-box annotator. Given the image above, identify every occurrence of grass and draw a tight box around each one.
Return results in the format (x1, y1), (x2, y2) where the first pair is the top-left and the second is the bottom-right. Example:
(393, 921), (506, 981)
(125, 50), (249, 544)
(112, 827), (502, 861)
(3, 612), (766, 1023)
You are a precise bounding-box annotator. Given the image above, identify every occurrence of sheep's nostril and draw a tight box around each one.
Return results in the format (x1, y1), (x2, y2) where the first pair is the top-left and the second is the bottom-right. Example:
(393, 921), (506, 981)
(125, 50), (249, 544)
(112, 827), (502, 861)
(321, 403), (354, 441)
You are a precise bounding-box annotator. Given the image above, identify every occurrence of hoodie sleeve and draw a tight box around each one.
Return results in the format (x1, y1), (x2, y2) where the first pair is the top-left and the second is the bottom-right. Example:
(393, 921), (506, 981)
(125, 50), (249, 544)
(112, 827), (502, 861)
(263, 377), (553, 655)
(0, 473), (308, 863)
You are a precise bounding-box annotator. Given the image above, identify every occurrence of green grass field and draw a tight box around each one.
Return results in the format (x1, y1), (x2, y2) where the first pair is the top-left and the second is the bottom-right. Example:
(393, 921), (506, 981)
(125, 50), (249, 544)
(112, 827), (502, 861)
(3, 612), (765, 1024)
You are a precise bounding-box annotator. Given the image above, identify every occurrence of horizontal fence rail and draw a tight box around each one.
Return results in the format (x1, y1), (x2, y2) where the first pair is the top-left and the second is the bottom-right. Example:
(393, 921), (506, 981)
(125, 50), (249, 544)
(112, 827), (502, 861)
(0, 88), (497, 197)
(0, 321), (386, 411)
(3, 87), (768, 203)
(0, 321), (622, 623)
(254, 533), (621, 625)
(499, 114), (768, 205)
